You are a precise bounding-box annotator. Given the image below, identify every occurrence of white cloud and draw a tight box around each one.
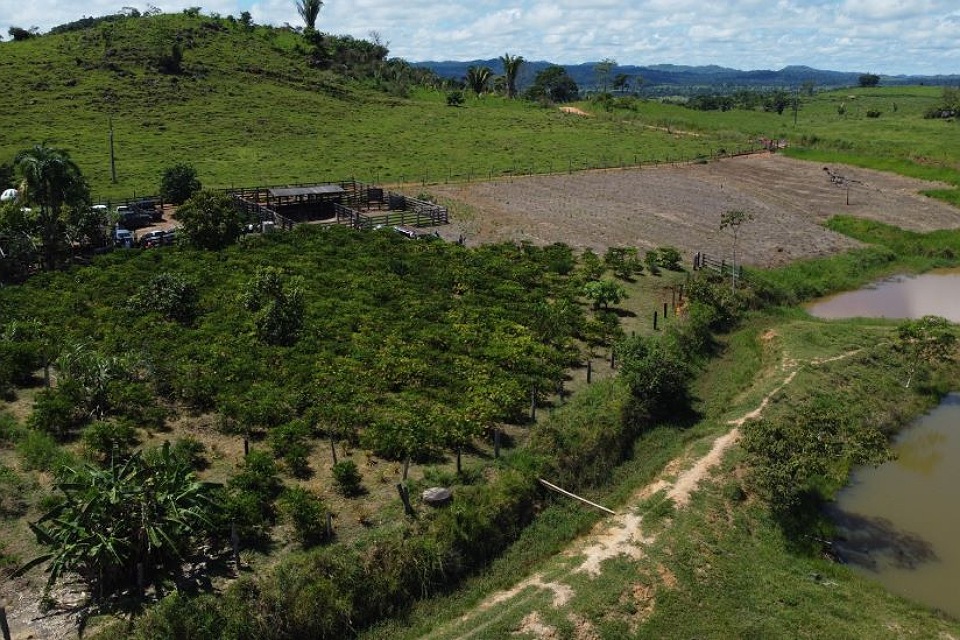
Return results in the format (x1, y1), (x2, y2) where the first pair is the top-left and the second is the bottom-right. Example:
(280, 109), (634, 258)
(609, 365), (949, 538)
(1, 0), (958, 74)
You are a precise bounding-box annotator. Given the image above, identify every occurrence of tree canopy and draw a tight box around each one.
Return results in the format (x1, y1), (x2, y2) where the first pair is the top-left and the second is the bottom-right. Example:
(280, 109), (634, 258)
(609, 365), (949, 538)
(526, 65), (579, 103)
(174, 189), (247, 250)
(499, 53), (524, 99)
(296, 0), (324, 30)
(13, 143), (90, 269)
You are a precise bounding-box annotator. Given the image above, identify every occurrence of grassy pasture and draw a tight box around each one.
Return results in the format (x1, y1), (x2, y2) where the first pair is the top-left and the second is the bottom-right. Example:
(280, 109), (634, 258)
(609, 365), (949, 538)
(8, 14), (956, 206)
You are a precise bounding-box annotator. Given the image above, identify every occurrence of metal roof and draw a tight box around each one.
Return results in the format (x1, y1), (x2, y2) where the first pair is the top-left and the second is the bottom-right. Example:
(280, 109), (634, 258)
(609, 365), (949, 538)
(268, 184), (345, 198)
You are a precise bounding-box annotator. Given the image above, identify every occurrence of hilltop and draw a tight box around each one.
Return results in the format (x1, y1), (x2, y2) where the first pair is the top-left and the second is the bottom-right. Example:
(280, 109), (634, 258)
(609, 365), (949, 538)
(415, 59), (960, 96)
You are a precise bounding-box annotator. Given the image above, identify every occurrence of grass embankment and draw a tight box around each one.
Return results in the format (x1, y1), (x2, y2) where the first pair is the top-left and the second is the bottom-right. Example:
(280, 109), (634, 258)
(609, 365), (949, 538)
(363, 224), (960, 639)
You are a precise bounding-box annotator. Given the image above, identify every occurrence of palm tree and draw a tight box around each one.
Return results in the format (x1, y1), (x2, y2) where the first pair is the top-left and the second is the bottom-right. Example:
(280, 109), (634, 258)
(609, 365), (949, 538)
(14, 143), (89, 270)
(18, 445), (218, 600)
(499, 53), (524, 99)
(465, 65), (493, 97)
(296, 0), (324, 30)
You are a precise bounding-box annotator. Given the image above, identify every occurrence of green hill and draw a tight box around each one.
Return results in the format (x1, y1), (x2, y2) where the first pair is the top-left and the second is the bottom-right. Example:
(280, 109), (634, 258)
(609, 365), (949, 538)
(3, 11), (959, 205)
(0, 12), (752, 200)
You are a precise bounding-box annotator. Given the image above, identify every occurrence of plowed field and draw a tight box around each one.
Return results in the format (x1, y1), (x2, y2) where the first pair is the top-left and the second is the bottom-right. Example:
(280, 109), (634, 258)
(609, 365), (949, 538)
(430, 153), (960, 267)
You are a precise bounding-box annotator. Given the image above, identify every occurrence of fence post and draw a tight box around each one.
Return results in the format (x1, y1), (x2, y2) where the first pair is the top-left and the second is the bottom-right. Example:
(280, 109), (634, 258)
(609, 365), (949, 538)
(587, 360), (592, 384)
(0, 606), (10, 640)
(397, 483), (415, 517)
(231, 521), (240, 569)
(653, 310), (659, 331)
(663, 302), (668, 317)
(530, 386), (537, 421)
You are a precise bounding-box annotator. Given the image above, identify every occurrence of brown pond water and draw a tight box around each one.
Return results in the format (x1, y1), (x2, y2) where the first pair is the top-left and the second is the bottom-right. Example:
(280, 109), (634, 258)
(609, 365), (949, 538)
(804, 269), (960, 321)
(808, 271), (960, 616)
(828, 395), (960, 617)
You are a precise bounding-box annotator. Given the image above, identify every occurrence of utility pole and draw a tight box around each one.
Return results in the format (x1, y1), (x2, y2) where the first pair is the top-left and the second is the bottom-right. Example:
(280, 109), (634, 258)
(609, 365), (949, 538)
(793, 86), (800, 126)
(109, 116), (117, 183)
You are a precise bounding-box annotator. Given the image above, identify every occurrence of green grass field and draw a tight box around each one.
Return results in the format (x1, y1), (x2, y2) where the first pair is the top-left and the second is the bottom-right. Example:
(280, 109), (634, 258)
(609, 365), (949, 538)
(3, 13), (958, 204)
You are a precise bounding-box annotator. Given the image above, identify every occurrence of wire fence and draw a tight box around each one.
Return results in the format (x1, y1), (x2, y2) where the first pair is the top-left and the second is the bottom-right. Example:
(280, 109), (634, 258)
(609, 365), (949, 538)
(94, 144), (767, 207)
(352, 144), (765, 189)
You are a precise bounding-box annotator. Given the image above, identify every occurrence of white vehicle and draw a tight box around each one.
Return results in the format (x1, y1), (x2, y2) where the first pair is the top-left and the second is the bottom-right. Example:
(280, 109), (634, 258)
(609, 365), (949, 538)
(114, 228), (134, 248)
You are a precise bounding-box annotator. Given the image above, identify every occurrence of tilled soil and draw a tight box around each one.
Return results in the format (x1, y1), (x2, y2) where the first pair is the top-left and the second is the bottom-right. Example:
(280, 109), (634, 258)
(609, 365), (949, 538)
(429, 153), (960, 268)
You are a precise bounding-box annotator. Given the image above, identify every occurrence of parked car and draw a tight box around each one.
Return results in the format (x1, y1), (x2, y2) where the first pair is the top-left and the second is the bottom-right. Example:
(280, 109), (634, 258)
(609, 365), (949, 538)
(117, 208), (152, 230)
(135, 199), (163, 222)
(393, 225), (422, 239)
(114, 228), (134, 248)
(138, 230), (166, 248)
(162, 229), (178, 245)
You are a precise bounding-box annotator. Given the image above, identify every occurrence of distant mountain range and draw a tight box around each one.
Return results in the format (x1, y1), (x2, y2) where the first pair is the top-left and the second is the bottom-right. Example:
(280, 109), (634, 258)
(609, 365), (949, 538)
(413, 60), (960, 96)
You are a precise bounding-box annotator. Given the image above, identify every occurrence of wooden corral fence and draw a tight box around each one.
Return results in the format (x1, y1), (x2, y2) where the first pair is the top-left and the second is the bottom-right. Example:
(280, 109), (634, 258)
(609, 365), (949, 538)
(229, 180), (448, 232)
(232, 194), (297, 231)
(693, 252), (742, 281)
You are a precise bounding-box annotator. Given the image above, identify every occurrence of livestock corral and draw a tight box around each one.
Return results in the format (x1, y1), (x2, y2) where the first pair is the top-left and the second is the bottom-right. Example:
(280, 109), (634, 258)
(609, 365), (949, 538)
(231, 180), (448, 231)
(429, 153), (960, 267)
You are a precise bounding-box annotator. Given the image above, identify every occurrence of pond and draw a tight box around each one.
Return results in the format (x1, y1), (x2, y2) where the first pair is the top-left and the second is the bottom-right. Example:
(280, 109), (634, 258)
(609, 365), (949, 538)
(828, 395), (960, 617)
(804, 269), (960, 322)
(807, 270), (960, 616)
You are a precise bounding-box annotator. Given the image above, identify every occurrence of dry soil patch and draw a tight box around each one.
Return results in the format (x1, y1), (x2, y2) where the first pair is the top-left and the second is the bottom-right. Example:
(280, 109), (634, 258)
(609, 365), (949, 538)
(430, 153), (960, 267)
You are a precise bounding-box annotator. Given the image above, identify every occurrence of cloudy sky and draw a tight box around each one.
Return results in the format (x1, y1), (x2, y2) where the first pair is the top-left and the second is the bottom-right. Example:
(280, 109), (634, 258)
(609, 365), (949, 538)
(3, 1), (959, 75)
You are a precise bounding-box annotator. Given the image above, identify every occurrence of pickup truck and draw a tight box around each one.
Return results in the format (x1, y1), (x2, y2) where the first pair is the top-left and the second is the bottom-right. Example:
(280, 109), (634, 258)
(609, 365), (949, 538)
(116, 205), (152, 230)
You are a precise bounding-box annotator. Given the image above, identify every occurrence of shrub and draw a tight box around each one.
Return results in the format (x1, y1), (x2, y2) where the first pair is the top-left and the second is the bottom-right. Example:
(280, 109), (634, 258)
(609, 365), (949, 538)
(0, 463), (32, 517)
(644, 250), (660, 275)
(617, 333), (692, 422)
(332, 460), (363, 496)
(279, 486), (328, 546)
(224, 451), (282, 542)
(170, 436), (208, 470)
(269, 421), (312, 478)
(0, 411), (22, 446)
(0, 340), (40, 395)
(28, 387), (83, 440)
(527, 379), (634, 488)
(657, 246), (683, 270)
(866, 109), (882, 118)
(16, 429), (75, 472)
(128, 272), (200, 325)
(81, 420), (139, 462)
(446, 90), (464, 106)
(160, 163), (201, 205)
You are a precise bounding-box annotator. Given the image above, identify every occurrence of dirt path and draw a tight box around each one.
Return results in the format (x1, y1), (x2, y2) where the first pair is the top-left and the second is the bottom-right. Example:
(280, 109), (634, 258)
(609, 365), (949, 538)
(421, 345), (863, 640)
